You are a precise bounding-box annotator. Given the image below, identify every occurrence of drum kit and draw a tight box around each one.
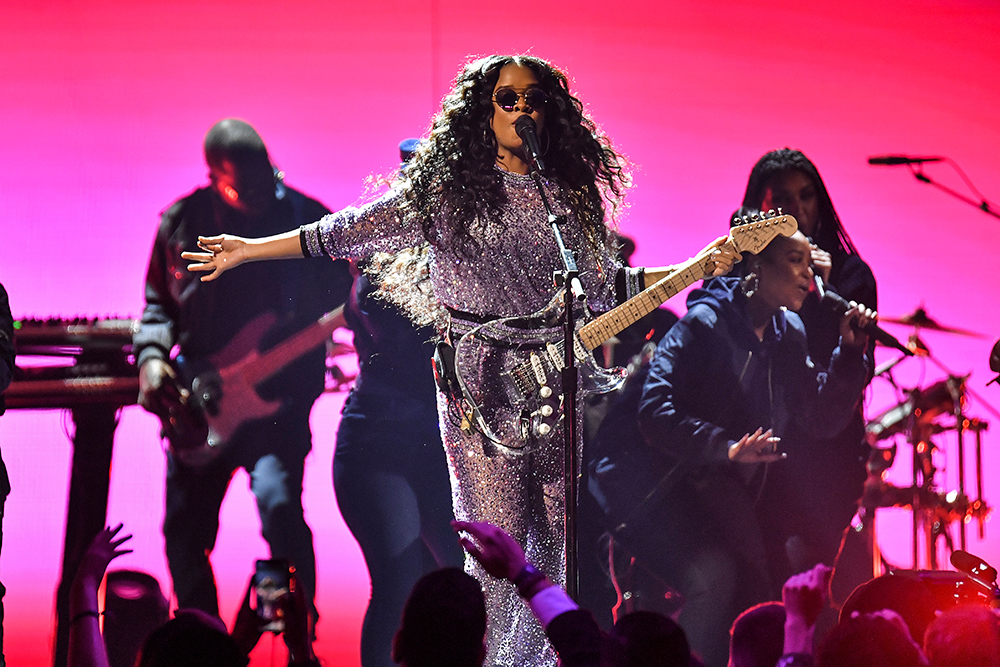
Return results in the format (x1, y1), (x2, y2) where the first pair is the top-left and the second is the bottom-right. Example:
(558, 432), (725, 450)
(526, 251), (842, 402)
(860, 306), (994, 573)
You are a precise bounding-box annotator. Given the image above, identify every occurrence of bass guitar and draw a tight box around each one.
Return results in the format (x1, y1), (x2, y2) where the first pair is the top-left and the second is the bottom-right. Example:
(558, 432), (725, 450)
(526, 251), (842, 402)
(451, 212), (797, 450)
(162, 306), (347, 467)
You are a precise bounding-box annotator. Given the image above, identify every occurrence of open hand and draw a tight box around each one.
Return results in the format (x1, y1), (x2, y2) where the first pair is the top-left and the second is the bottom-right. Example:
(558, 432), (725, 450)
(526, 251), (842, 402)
(181, 235), (250, 282)
(72, 523), (133, 605)
(729, 427), (786, 463)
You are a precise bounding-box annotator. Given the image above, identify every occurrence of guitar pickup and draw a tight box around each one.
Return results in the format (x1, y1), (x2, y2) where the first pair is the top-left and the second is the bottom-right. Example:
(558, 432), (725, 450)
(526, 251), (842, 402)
(529, 352), (547, 386)
(545, 343), (564, 371)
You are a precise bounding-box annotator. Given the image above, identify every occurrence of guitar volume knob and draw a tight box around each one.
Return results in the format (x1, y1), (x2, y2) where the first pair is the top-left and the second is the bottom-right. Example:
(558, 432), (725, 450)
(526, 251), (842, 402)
(539, 386), (553, 398)
(536, 423), (552, 436)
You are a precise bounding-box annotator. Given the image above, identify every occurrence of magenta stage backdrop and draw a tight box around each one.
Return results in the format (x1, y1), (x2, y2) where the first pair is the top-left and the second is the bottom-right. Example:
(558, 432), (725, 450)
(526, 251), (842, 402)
(2, 1), (999, 665)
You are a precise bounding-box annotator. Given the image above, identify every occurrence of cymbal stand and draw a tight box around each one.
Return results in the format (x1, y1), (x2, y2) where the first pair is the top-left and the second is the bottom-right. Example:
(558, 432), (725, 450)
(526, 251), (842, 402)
(907, 396), (925, 568)
(950, 376), (970, 551)
(970, 418), (990, 539)
(926, 350), (1000, 422)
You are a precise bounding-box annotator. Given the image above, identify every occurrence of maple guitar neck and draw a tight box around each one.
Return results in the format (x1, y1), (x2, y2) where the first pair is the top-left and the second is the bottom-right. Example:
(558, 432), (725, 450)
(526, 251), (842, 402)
(243, 306), (346, 388)
(577, 249), (718, 351)
(577, 213), (798, 351)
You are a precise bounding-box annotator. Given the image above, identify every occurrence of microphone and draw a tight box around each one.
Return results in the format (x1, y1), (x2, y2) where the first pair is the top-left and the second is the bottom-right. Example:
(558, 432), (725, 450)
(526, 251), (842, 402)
(867, 155), (944, 166)
(813, 274), (914, 356)
(514, 115), (546, 175)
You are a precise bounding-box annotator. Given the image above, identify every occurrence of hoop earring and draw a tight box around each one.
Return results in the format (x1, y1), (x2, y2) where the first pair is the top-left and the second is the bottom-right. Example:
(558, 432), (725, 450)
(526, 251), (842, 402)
(741, 272), (759, 298)
(541, 129), (550, 156)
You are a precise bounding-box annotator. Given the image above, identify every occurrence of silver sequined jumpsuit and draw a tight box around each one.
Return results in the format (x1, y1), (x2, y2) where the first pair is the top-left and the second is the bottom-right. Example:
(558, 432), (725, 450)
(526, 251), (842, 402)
(301, 168), (643, 666)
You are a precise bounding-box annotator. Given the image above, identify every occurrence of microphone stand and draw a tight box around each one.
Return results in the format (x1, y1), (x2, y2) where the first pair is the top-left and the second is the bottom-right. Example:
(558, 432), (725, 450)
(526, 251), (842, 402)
(524, 164), (586, 600)
(906, 162), (1000, 220)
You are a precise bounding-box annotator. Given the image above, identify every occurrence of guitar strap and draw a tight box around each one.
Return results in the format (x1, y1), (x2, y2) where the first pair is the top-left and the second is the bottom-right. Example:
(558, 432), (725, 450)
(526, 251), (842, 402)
(438, 319), (511, 450)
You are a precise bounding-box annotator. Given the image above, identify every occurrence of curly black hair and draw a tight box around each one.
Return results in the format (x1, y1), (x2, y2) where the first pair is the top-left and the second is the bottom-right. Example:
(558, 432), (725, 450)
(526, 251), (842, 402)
(397, 55), (629, 258)
(741, 148), (860, 261)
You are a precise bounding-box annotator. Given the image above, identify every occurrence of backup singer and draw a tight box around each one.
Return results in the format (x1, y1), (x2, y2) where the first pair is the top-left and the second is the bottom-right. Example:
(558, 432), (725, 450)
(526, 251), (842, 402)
(181, 55), (736, 666)
(629, 230), (873, 667)
(741, 148), (878, 585)
(334, 257), (465, 667)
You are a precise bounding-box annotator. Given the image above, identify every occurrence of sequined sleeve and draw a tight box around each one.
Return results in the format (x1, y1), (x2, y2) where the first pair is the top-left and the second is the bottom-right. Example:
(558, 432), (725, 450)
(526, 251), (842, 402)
(299, 189), (424, 260)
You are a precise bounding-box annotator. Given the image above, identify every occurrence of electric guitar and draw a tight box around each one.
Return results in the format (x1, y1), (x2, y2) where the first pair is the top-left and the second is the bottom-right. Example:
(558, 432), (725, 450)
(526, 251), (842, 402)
(452, 212), (798, 450)
(161, 306), (347, 467)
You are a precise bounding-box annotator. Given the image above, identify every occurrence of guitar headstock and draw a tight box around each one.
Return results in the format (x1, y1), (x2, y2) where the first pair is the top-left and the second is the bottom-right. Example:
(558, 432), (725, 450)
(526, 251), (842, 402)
(729, 211), (798, 255)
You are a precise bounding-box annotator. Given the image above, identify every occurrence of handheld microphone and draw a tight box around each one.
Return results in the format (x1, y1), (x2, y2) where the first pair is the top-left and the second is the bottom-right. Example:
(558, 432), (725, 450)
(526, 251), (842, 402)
(867, 155), (944, 166)
(514, 115), (546, 175)
(813, 273), (913, 356)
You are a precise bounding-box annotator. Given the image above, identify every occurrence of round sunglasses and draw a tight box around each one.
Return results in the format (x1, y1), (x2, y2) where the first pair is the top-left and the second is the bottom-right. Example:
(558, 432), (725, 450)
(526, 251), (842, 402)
(492, 87), (548, 112)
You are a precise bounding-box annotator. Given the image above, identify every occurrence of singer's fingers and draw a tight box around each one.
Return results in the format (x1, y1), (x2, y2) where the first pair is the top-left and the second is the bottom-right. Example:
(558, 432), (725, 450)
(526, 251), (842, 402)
(181, 251), (215, 263)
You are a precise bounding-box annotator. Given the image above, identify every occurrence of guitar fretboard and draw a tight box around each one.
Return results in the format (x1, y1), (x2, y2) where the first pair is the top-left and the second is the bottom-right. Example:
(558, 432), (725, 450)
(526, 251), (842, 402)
(578, 251), (716, 351)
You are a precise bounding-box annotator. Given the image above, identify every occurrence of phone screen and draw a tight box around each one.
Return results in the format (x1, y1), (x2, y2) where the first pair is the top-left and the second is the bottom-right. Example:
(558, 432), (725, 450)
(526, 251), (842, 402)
(254, 559), (291, 633)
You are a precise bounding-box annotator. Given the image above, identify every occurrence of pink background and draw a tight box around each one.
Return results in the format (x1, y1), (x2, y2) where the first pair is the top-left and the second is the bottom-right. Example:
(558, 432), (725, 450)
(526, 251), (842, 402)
(2, 1), (999, 664)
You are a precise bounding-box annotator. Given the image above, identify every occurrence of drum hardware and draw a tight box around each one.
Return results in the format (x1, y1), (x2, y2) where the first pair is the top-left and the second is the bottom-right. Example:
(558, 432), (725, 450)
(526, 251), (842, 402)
(864, 373), (991, 569)
(881, 306), (985, 338)
(862, 305), (996, 572)
(834, 307), (996, 605)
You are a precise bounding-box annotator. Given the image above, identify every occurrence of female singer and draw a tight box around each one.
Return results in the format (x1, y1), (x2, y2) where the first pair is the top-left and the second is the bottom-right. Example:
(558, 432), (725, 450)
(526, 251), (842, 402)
(633, 229), (874, 667)
(742, 149), (878, 586)
(182, 55), (735, 666)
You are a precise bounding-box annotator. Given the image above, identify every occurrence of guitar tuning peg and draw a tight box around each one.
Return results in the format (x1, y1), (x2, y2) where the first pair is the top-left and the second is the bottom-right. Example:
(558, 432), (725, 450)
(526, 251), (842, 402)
(750, 212), (760, 221)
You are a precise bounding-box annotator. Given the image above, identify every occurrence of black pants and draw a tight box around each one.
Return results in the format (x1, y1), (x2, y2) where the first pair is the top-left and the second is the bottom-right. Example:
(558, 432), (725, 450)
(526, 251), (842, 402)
(163, 407), (316, 618)
(615, 472), (774, 667)
(334, 406), (464, 667)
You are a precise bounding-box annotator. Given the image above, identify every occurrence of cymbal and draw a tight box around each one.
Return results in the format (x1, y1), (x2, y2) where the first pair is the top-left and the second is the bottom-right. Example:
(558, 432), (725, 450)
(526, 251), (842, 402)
(881, 306), (984, 337)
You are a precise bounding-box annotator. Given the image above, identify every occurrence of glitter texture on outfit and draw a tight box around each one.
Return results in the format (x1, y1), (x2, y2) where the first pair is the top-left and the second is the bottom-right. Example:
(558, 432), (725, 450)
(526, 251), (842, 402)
(301, 168), (641, 666)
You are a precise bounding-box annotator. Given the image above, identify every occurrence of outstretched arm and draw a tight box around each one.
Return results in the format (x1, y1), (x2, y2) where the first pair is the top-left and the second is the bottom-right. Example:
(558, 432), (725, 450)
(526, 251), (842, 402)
(182, 230), (304, 282)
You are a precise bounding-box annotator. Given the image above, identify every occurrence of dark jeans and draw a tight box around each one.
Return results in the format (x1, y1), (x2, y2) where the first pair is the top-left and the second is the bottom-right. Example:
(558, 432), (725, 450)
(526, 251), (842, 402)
(334, 407), (464, 667)
(163, 408), (316, 618)
(616, 472), (774, 667)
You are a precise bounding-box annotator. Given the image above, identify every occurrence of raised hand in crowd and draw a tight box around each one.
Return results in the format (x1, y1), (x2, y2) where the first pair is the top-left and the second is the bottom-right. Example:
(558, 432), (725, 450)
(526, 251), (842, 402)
(452, 520), (541, 585)
(781, 563), (831, 658)
(68, 524), (133, 667)
(232, 569), (316, 667)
